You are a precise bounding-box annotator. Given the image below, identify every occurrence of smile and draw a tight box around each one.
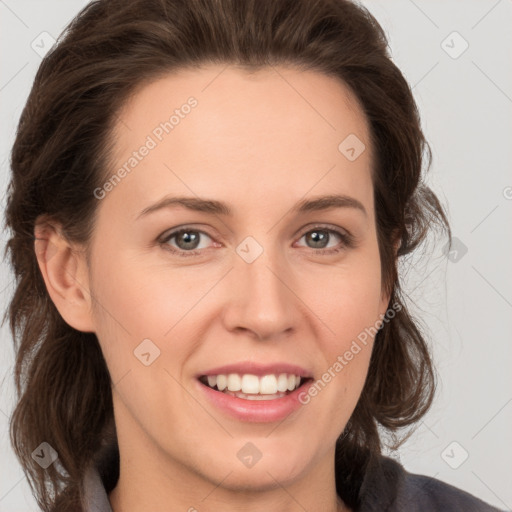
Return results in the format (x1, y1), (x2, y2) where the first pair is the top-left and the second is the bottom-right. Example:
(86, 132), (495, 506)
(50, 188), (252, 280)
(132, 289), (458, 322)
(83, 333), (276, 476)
(197, 372), (313, 422)
(199, 372), (305, 399)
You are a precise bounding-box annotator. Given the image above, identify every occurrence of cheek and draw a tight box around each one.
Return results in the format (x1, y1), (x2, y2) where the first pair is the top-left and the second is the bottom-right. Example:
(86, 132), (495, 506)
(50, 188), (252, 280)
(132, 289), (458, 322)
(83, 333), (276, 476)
(309, 254), (383, 338)
(90, 246), (189, 336)
(87, 247), (171, 375)
(303, 251), (383, 407)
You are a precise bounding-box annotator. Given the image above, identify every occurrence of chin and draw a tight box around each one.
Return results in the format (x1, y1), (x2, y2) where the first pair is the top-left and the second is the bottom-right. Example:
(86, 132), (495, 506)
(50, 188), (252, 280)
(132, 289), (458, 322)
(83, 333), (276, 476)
(201, 445), (310, 490)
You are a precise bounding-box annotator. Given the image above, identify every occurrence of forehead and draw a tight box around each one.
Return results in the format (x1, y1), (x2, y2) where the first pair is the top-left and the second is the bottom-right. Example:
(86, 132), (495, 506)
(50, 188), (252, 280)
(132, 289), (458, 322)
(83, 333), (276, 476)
(105, 64), (374, 218)
(115, 64), (369, 148)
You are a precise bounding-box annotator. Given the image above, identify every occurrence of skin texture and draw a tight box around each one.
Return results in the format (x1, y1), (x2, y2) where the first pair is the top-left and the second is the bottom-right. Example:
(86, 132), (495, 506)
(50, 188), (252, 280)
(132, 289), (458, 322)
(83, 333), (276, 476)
(34, 65), (392, 512)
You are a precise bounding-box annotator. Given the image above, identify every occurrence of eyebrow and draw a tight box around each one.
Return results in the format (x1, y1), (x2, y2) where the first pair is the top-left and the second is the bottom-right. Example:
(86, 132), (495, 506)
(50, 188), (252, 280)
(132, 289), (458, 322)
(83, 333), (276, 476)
(136, 193), (367, 219)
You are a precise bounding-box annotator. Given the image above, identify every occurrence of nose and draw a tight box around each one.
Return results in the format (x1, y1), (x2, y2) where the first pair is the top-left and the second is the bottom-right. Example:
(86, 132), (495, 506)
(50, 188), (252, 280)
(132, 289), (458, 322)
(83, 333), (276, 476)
(221, 243), (300, 342)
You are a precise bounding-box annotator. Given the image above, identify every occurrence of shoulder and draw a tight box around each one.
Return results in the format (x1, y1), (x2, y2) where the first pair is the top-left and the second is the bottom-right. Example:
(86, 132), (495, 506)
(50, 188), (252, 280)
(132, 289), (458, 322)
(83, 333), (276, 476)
(397, 467), (504, 512)
(357, 454), (505, 512)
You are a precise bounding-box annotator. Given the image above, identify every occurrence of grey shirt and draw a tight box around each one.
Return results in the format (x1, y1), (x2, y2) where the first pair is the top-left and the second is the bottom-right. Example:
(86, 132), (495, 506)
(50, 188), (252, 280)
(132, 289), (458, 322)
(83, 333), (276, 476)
(81, 447), (504, 512)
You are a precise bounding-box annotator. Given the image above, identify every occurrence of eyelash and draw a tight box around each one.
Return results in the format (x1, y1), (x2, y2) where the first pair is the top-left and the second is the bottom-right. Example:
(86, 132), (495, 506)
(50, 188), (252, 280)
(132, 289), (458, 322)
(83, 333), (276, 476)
(159, 225), (355, 258)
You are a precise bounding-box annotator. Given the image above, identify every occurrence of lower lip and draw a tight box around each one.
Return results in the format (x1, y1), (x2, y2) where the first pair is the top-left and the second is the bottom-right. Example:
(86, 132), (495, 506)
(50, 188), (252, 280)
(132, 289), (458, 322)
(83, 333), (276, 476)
(196, 379), (313, 423)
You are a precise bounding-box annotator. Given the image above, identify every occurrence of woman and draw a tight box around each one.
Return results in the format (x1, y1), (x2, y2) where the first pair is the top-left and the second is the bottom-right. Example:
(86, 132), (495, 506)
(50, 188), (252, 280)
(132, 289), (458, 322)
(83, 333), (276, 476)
(4, 0), (503, 511)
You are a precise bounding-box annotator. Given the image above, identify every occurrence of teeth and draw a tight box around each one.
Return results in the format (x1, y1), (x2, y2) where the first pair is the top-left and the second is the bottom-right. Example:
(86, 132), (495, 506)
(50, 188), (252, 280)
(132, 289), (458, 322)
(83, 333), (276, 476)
(226, 390), (287, 400)
(202, 372), (303, 395)
(227, 373), (242, 392)
(260, 374), (278, 394)
(277, 373), (289, 392)
(241, 374), (260, 394)
(216, 374), (227, 391)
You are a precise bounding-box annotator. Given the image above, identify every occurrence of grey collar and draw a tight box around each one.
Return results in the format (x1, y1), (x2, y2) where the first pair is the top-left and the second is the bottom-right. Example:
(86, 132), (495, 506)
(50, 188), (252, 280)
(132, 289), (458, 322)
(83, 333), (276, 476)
(82, 462), (114, 512)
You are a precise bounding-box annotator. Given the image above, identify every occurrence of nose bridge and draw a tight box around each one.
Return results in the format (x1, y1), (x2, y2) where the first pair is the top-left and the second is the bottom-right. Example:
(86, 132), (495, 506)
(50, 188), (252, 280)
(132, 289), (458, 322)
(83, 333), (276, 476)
(226, 234), (297, 339)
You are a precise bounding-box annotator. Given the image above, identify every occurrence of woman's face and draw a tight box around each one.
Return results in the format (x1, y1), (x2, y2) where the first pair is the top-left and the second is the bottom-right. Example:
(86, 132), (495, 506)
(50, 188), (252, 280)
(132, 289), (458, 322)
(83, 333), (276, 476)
(84, 65), (390, 491)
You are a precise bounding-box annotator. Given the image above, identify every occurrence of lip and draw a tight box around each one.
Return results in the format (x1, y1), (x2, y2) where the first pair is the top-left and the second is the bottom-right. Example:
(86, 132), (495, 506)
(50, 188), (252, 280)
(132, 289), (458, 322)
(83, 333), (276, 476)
(196, 361), (314, 378)
(196, 377), (314, 423)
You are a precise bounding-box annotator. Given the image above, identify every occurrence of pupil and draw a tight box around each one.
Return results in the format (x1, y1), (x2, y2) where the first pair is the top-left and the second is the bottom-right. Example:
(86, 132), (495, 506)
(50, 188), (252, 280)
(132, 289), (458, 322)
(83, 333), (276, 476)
(309, 230), (328, 248)
(178, 231), (199, 249)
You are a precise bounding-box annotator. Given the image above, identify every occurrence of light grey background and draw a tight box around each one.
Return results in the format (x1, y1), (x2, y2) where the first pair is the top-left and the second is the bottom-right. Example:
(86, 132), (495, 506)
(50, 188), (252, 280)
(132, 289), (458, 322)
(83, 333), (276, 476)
(1, 1), (511, 510)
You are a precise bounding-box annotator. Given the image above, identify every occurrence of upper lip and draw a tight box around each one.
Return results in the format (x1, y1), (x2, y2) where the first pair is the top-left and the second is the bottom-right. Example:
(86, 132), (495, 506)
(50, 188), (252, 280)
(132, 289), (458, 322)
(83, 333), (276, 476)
(197, 361), (313, 379)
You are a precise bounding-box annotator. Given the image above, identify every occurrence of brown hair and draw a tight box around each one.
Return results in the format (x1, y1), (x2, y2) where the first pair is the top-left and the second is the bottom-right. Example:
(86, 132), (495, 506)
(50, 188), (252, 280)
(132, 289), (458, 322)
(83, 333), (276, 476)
(3, 0), (450, 510)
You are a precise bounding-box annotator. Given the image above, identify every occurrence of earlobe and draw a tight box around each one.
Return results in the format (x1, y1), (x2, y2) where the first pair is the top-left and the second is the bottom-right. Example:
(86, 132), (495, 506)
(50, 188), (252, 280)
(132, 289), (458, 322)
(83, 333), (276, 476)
(34, 218), (95, 333)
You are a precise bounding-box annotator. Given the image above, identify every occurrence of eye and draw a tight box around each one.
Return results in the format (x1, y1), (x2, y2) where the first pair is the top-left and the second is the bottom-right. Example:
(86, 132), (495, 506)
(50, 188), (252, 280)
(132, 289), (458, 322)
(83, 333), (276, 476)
(295, 225), (354, 255)
(160, 227), (216, 257)
(159, 224), (354, 258)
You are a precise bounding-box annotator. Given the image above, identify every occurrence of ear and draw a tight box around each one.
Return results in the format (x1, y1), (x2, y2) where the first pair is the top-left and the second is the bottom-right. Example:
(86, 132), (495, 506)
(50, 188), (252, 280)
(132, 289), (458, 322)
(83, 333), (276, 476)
(34, 217), (95, 332)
